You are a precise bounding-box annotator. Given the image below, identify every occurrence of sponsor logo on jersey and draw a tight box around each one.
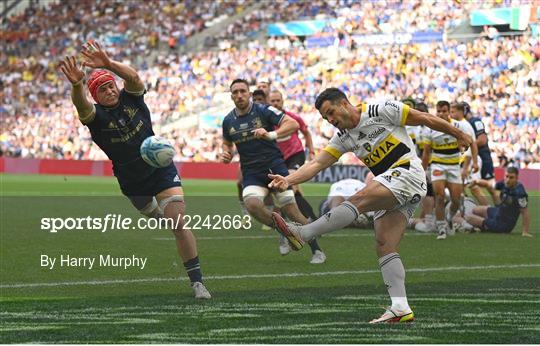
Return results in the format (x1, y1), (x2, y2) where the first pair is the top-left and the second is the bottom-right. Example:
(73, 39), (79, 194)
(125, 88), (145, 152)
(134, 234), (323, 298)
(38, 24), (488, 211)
(385, 101), (399, 111)
(368, 127), (386, 139)
(239, 122), (248, 129)
(357, 132), (366, 140)
(363, 143), (372, 152)
(366, 118), (383, 126)
(251, 118), (262, 129)
(362, 135), (399, 166)
(173, 175), (181, 182)
(123, 106), (138, 119)
(391, 170), (401, 177)
(518, 197), (527, 208)
(361, 134), (411, 175)
(410, 194), (421, 204)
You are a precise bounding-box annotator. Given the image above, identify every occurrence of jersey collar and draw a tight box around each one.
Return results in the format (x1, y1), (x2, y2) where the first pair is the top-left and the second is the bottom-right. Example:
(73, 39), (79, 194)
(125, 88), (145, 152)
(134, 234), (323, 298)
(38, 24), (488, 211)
(234, 101), (253, 118)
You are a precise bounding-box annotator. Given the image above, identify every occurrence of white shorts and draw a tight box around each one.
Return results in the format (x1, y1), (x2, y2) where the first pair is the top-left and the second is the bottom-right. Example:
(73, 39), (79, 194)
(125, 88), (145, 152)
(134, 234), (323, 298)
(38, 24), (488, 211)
(373, 159), (427, 220)
(431, 163), (462, 184)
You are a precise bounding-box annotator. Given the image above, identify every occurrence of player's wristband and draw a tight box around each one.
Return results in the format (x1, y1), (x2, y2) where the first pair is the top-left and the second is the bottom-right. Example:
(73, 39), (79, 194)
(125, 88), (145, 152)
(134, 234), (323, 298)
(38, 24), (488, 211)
(268, 131), (278, 140)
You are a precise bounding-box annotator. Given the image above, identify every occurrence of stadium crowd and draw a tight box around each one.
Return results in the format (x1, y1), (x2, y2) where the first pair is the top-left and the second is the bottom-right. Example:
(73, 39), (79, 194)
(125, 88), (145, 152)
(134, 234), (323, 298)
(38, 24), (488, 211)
(1, 0), (539, 168)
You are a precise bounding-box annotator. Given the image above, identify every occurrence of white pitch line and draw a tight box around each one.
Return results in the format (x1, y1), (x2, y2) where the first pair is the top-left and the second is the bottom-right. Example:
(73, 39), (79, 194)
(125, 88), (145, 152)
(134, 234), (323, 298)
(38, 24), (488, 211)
(152, 232), (431, 241)
(1, 263), (538, 289)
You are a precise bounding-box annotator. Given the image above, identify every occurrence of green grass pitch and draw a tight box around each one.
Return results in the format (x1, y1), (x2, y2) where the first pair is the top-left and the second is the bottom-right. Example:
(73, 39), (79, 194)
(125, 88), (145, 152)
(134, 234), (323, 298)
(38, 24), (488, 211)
(1, 173), (539, 343)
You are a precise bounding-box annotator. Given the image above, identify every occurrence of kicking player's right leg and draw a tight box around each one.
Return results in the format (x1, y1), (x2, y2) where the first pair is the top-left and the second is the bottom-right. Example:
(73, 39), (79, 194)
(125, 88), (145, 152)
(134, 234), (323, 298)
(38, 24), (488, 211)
(273, 178), (398, 247)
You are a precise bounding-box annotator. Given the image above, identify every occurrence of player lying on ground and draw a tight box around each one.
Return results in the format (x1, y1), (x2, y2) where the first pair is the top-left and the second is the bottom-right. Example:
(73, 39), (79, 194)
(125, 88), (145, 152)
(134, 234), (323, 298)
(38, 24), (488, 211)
(58, 41), (210, 299)
(269, 88), (472, 323)
(465, 167), (531, 237)
(221, 79), (325, 264)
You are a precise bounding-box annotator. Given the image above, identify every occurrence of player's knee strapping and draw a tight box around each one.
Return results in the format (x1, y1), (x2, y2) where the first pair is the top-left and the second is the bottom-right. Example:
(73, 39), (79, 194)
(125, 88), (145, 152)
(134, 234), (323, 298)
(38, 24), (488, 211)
(139, 197), (162, 218)
(159, 195), (184, 211)
(159, 195), (185, 233)
(274, 190), (295, 207)
(242, 185), (268, 202)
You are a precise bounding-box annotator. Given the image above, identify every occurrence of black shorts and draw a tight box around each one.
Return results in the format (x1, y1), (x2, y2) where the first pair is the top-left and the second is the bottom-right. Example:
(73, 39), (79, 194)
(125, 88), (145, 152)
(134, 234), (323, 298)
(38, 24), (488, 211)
(285, 151), (306, 171)
(119, 163), (182, 210)
(243, 161), (290, 188)
(481, 159), (495, 180)
(482, 207), (512, 233)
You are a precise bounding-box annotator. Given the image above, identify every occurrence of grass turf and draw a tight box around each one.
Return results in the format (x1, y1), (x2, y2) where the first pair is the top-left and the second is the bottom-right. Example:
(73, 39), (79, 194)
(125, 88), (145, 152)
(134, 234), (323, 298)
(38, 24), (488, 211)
(1, 173), (539, 343)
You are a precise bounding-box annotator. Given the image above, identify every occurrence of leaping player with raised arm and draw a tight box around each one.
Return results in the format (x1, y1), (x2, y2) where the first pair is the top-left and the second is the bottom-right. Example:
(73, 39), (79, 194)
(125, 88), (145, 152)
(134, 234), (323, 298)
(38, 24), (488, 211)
(57, 41), (210, 299)
(269, 88), (472, 323)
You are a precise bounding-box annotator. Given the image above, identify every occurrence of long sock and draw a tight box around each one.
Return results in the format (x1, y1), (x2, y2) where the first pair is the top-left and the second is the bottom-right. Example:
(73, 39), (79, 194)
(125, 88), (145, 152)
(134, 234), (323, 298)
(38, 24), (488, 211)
(295, 191), (317, 220)
(436, 220), (446, 234)
(300, 201), (358, 241)
(379, 253), (409, 311)
(307, 239), (321, 254)
(183, 256), (203, 283)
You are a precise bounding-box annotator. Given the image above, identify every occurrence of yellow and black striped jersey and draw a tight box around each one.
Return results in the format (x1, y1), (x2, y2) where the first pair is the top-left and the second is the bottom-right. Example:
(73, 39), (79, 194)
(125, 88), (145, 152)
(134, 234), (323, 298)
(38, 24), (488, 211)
(324, 100), (420, 176)
(424, 119), (476, 165)
(406, 125), (428, 156)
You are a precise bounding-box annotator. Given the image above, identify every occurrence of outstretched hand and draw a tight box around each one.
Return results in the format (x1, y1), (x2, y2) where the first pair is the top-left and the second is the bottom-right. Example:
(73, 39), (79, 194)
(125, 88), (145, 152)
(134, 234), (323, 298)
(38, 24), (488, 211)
(268, 174), (289, 191)
(80, 40), (112, 69)
(58, 56), (85, 84)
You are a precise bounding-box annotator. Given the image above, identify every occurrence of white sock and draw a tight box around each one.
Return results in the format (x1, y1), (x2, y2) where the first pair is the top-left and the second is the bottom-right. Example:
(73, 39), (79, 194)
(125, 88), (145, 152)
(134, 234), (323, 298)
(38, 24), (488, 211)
(379, 253), (410, 311)
(300, 201), (358, 241)
(436, 220), (446, 234)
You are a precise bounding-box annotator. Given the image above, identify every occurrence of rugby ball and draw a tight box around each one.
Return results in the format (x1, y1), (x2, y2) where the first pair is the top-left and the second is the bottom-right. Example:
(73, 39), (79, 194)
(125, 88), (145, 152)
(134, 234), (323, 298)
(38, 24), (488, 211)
(140, 136), (175, 168)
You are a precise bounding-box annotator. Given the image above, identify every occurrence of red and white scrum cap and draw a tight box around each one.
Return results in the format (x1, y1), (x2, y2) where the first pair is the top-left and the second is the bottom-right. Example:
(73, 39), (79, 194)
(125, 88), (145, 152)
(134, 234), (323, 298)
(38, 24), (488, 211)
(87, 69), (116, 103)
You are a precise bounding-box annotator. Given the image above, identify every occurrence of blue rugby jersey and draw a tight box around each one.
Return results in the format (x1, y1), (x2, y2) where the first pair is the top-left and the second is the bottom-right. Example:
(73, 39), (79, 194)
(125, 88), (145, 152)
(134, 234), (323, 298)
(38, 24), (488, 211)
(86, 89), (155, 182)
(222, 102), (285, 172)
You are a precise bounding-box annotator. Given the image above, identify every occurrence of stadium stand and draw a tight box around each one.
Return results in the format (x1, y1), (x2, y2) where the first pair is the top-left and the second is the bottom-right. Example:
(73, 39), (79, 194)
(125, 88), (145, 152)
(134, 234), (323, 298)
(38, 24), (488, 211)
(1, 0), (539, 168)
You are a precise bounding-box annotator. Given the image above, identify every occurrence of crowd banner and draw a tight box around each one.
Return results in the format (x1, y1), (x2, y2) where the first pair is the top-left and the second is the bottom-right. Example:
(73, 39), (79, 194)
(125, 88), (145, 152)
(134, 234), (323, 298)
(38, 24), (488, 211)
(1, 158), (539, 190)
(351, 30), (443, 46)
(267, 20), (331, 36)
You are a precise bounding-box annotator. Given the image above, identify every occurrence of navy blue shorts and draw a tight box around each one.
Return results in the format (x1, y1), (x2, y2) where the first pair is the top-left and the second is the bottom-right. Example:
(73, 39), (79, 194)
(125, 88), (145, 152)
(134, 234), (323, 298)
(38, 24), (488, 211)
(118, 163), (182, 210)
(481, 160), (494, 180)
(285, 151), (306, 170)
(482, 207), (512, 233)
(242, 161), (290, 189)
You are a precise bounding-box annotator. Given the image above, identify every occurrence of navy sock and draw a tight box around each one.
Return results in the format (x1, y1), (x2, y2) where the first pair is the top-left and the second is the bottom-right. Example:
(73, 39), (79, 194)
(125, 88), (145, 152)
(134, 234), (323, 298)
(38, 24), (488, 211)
(183, 256), (203, 283)
(307, 238), (321, 254)
(295, 191), (317, 220)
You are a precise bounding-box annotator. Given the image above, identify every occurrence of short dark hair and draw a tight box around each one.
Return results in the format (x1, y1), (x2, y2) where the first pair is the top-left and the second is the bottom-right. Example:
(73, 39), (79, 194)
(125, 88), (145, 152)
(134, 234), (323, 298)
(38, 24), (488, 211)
(230, 78), (250, 90)
(415, 101), (429, 113)
(401, 97), (416, 108)
(252, 89), (266, 98)
(315, 88), (348, 111)
(436, 100), (450, 108)
(506, 166), (519, 176)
